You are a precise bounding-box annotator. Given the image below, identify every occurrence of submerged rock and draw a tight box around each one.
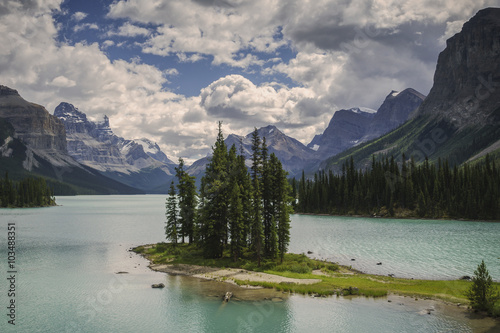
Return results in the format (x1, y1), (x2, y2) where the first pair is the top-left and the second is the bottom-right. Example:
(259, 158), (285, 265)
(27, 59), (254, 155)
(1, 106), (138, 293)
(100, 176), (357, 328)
(152, 283), (165, 288)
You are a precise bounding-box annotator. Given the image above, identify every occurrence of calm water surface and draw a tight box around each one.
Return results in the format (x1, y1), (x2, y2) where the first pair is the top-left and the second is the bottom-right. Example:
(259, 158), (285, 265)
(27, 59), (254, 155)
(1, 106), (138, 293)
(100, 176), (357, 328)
(0, 195), (498, 333)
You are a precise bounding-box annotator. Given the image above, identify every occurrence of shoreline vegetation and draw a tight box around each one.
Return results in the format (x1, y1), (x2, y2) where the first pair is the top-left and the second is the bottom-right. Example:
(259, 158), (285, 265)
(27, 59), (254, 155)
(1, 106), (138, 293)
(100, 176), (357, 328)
(296, 212), (500, 223)
(0, 172), (56, 208)
(134, 242), (500, 317)
(294, 155), (499, 221)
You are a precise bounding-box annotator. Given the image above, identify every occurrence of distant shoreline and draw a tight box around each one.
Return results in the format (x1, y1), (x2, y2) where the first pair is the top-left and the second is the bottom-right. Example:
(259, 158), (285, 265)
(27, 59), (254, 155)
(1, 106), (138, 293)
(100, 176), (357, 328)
(294, 212), (500, 223)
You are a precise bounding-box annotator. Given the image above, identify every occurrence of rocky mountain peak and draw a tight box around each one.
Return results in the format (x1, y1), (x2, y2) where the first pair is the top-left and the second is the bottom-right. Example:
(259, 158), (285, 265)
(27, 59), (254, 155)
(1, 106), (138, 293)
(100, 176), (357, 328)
(0, 85), (20, 96)
(133, 138), (175, 164)
(54, 102), (94, 135)
(362, 88), (425, 141)
(0, 85), (67, 154)
(309, 88), (425, 158)
(54, 102), (87, 123)
(307, 107), (376, 157)
(414, 7), (500, 128)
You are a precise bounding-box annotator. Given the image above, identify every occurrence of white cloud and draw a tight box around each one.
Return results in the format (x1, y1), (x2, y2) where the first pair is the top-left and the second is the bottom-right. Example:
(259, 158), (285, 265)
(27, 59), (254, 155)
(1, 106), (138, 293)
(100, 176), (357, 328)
(1, 0), (497, 163)
(109, 0), (285, 67)
(73, 23), (99, 33)
(439, 20), (467, 44)
(108, 22), (151, 37)
(101, 40), (115, 49)
(199, 74), (329, 143)
(50, 75), (76, 88)
(72, 11), (87, 22)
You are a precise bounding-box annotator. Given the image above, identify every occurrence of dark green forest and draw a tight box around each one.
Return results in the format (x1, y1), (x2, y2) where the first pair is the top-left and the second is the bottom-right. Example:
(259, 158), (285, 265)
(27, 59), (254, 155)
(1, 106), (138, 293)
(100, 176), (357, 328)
(295, 154), (500, 220)
(165, 123), (293, 263)
(0, 172), (56, 207)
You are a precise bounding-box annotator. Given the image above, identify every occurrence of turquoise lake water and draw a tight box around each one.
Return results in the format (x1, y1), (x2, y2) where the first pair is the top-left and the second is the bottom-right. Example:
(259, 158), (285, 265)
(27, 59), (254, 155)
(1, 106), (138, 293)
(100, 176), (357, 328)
(1, 195), (499, 332)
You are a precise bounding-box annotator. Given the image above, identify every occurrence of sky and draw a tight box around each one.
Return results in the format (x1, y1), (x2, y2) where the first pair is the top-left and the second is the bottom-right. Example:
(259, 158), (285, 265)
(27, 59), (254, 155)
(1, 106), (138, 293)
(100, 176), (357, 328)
(1, 0), (498, 163)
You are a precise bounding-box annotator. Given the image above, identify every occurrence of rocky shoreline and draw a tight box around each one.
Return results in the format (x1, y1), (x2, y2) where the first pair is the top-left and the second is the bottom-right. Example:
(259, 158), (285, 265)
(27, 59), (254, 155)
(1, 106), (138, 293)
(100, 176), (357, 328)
(148, 263), (321, 287)
(133, 246), (500, 332)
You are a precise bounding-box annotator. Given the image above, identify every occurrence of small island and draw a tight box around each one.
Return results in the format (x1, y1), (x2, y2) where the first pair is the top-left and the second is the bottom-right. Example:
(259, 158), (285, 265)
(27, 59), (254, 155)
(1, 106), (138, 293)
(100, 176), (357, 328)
(137, 124), (499, 317)
(134, 242), (500, 314)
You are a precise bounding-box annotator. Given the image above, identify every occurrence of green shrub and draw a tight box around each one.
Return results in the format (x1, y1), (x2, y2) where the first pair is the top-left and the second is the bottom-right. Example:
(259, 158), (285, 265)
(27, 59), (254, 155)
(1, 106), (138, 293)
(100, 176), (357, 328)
(322, 263), (339, 272)
(465, 260), (499, 313)
(155, 242), (169, 253)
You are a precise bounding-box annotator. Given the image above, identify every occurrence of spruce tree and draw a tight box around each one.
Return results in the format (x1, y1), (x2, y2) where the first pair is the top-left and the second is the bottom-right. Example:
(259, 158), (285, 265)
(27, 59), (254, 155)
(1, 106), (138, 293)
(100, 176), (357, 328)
(261, 137), (275, 257)
(176, 158), (197, 243)
(199, 122), (229, 258)
(165, 181), (179, 246)
(465, 260), (498, 313)
(228, 181), (244, 261)
(270, 154), (292, 263)
(250, 128), (264, 265)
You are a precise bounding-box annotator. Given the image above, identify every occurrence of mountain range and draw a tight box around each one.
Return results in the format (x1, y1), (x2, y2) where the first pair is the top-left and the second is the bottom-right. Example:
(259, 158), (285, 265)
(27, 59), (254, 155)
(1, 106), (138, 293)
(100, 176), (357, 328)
(0, 86), (141, 194)
(320, 7), (500, 172)
(1, 8), (499, 193)
(54, 102), (176, 192)
(186, 125), (321, 179)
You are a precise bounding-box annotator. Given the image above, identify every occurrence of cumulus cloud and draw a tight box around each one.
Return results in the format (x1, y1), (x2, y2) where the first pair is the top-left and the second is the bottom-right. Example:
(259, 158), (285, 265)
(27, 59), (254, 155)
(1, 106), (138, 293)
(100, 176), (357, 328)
(73, 23), (99, 33)
(107, 0), (496, 110)
(72, 11), (87, 21)
(50, 75), (76, 88)
(101, 40), (115, 49)
(1, 0), (498, 163)
(108, 0), (285, 67)
(199, 75), (331, 143)
(108, 22), (151, 37)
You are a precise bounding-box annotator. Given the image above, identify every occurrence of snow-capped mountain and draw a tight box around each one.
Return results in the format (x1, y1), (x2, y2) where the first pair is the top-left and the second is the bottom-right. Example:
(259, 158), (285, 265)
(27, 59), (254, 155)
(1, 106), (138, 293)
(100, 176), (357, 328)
(129, 138), (176, 165)
(54, 102), (176, 192)
(186, 125), (320, 178)
(0, 86), (141, 194)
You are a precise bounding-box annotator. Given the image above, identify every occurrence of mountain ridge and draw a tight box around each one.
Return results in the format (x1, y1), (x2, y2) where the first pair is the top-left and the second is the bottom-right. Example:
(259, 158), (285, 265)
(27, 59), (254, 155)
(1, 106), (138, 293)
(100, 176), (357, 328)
(0, 87), (141, 194)
(54, 102), (176, 192)
(319, 8), (500, 173)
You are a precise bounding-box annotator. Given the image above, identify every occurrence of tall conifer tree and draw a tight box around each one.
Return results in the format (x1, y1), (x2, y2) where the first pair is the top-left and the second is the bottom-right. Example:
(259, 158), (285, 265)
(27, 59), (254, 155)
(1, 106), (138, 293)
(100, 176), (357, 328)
(165, 181), (179, 246)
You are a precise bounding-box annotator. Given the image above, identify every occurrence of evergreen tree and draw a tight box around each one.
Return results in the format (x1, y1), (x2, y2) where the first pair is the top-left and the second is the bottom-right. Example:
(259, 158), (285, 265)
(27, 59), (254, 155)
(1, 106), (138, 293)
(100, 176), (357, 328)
(199, 122), (229, 258)
(296, 154), (499, 220)
(165, 181), (179, 246)
(270, 154), (292, 263)
(465, 260), (499, 313)
(261, 137), (275, 257)
(237, 144), (253, 247)
(228, 181), (244, 261)
(176, 158), (197, 243)
(250, 128), (264, 265)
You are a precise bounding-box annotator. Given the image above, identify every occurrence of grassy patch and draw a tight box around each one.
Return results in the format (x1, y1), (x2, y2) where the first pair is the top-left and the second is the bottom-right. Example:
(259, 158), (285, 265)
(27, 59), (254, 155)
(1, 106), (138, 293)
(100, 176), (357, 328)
(133, 242), (500, 308)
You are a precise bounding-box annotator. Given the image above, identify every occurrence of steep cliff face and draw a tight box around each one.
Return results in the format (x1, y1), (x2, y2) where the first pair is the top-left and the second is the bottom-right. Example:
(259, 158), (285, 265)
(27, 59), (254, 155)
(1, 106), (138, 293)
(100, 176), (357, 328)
(310, 88), (425, 159)
(414, 7), (500, 128)
(54, 102), (176, 192)
(54, 103), (128, 170)
(319, 8), (500, 172)
(0, 86), (141, 194)
(307, 107), (376, 157)
(0, 86), (67, 153)
(363, 88), (425, 141)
